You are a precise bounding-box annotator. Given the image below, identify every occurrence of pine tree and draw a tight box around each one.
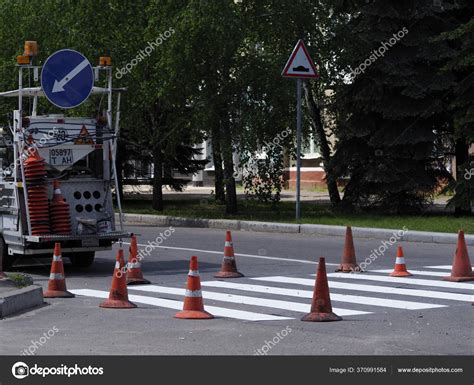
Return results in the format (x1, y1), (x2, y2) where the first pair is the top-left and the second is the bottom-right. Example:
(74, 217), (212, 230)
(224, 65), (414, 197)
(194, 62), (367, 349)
(333, 0), (457, 213)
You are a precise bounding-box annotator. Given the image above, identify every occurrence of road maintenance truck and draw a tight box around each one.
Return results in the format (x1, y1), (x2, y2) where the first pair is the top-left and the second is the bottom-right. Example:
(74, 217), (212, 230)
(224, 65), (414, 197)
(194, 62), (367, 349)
(0, 41), (128, 270)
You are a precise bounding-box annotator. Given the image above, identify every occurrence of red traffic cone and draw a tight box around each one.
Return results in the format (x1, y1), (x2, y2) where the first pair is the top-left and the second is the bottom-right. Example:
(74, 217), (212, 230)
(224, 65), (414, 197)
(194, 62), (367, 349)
(43, 243), (74, 298)
(389, 246), (412, 277)
(302, 257), (342, 322)
(214, 231), (244, 278)
(126, 234), (150, 285)
(443, 230), (474, 282)
(336, 226), (361, 272)
(100, 249), (137, 308)
(175, 256), (214, 319)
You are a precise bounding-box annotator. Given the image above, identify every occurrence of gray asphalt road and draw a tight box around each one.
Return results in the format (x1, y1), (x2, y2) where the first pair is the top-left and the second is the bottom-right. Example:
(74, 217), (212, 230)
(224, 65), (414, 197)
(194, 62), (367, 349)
(1, 225), (473, 355)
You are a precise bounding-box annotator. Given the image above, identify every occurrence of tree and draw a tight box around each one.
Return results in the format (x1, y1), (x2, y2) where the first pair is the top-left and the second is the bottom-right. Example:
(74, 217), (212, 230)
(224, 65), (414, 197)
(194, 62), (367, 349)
(332, 0), (457, 213)
(437, 1), (474, 215)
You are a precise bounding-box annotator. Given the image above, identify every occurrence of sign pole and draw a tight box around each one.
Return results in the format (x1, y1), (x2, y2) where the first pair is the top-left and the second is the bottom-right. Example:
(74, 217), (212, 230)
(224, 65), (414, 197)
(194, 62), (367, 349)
(296, 78), (302, 220)
(281, 39), (318, 222)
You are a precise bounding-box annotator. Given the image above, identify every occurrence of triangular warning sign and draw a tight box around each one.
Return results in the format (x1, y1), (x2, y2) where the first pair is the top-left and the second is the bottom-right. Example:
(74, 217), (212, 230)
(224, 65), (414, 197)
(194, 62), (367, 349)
(282, 40), (318, 78)
(74, 125), (94, 145)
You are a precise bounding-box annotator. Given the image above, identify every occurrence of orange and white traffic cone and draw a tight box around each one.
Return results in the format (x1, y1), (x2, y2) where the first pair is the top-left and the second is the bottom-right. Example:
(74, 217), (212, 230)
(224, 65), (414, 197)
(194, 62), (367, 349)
(214, 231), (244, 278)
(389, 246), (412, 277)
(443, 230), (474, 282)
(43, 243), (74, 298)
(302, 257), (342, 322)
(175, 256), (214, 319)
(100, 249), (137, 308)
(126, 234), (150, 285)
(336, 226), (361, 272)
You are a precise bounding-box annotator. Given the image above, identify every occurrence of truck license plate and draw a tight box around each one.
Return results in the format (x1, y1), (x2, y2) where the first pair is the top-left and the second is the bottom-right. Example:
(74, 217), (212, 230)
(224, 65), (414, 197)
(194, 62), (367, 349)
(82, 238), (99, 247)
(49, 148), (74, 167)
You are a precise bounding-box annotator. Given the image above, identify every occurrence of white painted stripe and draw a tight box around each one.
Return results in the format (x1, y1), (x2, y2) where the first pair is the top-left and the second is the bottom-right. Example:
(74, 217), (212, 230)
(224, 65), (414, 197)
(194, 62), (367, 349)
(199, 282), (444, 310)
(185, 289), (202, 297)
(424, 265), (473, 270)
(326, 272), (474, 290)
(124, 242), (336, 266)
(114, 261), (120, 269)
(223, 256), (235, 261)
(70, 289), (292, 322)
(53, 255), (62, 261)
(49, 273), (64, 280)
(395, 257), (405, 264)
(373, 269), (446, 277)
(225, 241), (233, 247)
(252, 276), (474, 302)
(188, 270), (200, 277)
(129, 285), (371, 316)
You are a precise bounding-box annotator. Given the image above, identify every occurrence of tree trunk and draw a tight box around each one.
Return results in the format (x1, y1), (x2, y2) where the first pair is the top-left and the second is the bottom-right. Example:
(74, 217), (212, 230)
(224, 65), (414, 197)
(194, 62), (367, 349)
(152, 143), (164, 211)
(454, 138), (471, 216)
(211, 124), (226, 203)
(221, 119), (238, 214)
(303, 82), (341, 206)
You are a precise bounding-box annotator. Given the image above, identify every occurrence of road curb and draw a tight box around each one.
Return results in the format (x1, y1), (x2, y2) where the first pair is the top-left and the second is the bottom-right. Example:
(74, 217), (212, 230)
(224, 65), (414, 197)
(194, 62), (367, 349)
(0, 284), (44, 318)
(117, 213), (474, 245)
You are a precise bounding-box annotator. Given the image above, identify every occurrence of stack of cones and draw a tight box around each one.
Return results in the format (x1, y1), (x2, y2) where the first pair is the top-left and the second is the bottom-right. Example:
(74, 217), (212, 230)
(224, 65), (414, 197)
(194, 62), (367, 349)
(100, 249), (137, 308)
(126, 234), (150, 285)
(214, 231), (244, 278)
(49, 180), (72, 235)
(43, 243), (74, 298)
(443, 230), (474, 282)
(23, 147), (50, 235)
(175, 256), (213, 319)
(336, 226), (360, 272)
(302, 257), (342, 322)
(389, 246), (412, 277)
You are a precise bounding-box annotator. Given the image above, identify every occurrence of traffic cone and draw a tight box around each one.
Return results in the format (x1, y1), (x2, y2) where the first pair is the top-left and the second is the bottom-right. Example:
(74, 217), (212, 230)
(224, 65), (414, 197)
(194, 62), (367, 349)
(43, 243), (74, 298)
(302, 257), (342, 322)
(389, 246), (412, 277)
(126, 234), (150, 285)
(214, 231), (244, 278)
(336, 226), (361, 272)
(175, 256), (214, 319)
(443, 230), (474, 282)
(100, 249), (137, 308)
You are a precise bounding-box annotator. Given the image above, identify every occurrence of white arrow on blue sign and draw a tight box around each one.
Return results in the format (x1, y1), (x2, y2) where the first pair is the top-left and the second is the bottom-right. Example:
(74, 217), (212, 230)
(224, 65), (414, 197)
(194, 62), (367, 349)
(41, 49), (94, 109)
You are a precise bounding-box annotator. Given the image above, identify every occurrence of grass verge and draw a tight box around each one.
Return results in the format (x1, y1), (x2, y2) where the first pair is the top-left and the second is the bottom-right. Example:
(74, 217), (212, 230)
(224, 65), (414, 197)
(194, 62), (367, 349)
(121, 198), (473, 234)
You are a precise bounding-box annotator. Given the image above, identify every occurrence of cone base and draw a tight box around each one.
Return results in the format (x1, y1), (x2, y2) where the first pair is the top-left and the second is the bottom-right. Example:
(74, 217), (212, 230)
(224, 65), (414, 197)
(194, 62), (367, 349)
(335, 264), (361, 273)
(175, 310), (214, 319)
(214, 271), (244, 278)
(99, 299), (137, 309)
(301, 312), (342, 322)
(442, 274), (474, 282)
(43, 290), (75, 298)
(127, 277), (151, 285)
(390, 271), (412, 277)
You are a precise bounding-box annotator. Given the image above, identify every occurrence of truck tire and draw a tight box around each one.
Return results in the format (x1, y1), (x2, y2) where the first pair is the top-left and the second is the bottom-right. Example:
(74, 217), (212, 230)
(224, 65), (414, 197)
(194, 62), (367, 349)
(0, 235), (13, 272)
(68, 252), (95, 268)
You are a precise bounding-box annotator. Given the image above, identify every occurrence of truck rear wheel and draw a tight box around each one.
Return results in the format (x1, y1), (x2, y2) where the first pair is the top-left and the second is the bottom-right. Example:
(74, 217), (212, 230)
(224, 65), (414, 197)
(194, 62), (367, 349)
(0, 235), (13, 272)
(68, 252), (95, 268)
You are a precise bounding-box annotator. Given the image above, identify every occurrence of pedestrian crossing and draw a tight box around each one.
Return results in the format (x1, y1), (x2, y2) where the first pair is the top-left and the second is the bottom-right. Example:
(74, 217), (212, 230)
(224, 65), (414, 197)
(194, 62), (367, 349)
(70, 265), (473, 322)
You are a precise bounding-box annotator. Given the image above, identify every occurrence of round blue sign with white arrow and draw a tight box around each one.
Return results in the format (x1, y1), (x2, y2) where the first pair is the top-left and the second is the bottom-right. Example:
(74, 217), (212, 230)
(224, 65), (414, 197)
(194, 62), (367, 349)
(41, 49), (94, 109)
